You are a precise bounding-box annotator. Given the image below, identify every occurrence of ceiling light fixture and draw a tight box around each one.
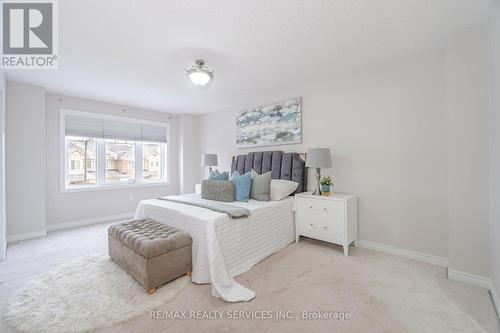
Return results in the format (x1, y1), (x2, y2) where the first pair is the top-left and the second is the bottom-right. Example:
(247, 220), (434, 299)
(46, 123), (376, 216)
(186, 59), (214, 87)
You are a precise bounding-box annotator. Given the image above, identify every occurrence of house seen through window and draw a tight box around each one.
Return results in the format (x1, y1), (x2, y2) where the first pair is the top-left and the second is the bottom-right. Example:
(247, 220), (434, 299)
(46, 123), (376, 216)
(105, 140), (135, 184)
(143, 143), (162, 183)
(67, 137), (97, 185)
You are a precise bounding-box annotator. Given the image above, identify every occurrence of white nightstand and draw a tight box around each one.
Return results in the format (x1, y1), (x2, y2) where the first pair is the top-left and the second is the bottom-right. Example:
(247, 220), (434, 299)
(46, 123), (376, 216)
(294, 192), (358, 256)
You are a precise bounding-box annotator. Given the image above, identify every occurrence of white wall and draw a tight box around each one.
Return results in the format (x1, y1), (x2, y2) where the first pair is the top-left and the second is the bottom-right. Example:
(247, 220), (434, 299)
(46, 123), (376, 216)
(178, 114), (200, 194)
(199, 48), (450, 259)
(6, 81), (47, 237)
(45, 93), (180, 227)
(5, 82), (183, 236)
(446, 23), (491, 278)
(489, 0), (500, 302)
(0, 71), (5, 259)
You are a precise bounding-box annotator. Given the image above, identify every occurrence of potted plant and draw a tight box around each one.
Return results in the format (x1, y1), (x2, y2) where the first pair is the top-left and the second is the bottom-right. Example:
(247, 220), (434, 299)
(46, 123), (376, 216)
(320, 176), (333, 196)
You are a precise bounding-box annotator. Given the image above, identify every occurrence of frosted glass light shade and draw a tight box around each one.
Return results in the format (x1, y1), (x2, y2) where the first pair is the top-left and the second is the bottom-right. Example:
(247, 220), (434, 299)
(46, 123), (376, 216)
(188, 71), (212, 86)
(186, 59), (214, 86)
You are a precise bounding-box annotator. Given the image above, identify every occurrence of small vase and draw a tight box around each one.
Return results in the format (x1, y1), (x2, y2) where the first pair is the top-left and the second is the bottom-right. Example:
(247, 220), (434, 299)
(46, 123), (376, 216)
(321, 184), (331, 196)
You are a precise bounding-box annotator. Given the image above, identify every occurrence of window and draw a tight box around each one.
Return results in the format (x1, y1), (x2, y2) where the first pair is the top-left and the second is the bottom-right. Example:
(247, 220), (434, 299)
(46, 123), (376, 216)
(62, 110), (169, 190)
(143, 142), (163, 183)
(66, 137), (97, 185)
(105, 140), (135, 184)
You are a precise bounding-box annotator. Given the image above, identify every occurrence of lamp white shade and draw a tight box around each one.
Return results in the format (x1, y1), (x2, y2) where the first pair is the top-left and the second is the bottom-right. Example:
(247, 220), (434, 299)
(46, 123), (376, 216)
(201, 153), (218, 167)
(305, 148), (332, 168)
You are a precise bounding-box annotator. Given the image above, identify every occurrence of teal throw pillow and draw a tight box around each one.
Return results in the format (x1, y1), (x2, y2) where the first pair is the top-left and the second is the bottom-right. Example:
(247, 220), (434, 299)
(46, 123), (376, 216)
(231, 171), (252, 202)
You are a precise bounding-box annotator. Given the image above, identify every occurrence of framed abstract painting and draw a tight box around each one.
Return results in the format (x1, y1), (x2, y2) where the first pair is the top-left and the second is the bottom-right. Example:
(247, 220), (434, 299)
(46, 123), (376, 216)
(236, 97), (302, 148)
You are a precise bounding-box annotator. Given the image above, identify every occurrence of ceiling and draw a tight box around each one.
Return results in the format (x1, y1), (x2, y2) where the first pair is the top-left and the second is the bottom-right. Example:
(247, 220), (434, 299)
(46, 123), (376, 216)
(6, 0), (491, 114)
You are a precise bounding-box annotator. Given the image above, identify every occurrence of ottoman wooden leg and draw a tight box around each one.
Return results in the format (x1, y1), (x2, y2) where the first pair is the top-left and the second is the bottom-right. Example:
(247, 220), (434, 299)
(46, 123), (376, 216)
(187, 271), (192, 277)
(147, 287), (157, 294)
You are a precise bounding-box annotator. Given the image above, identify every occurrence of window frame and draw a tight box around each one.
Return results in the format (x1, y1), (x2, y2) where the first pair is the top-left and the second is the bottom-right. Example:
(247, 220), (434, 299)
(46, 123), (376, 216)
(60, 109), (170, 193)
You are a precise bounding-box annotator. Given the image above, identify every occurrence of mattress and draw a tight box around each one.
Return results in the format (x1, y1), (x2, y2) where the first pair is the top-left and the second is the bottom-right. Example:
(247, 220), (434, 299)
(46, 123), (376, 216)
(134, 193), (295, 302)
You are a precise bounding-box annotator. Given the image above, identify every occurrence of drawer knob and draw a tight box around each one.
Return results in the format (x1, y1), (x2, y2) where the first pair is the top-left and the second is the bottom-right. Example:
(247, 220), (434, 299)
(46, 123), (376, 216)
(310, 223), (313, 226)
(323, 226), (328, 229)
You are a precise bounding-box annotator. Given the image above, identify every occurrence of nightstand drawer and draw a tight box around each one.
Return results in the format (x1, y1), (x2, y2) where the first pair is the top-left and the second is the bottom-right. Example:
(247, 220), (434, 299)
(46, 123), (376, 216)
(296, 198), (345, 240)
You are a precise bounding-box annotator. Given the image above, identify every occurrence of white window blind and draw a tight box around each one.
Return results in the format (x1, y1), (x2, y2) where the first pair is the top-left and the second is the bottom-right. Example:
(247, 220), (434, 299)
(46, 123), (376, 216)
(141, 124), (168, 143)
(102, 119), (142, 141)
(65, 115), (103, 139)
(65, 112), (168, 143)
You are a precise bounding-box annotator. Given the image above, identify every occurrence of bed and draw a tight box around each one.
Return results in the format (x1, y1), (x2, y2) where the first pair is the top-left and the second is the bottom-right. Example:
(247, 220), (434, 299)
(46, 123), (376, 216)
(134, 151), (306, 302)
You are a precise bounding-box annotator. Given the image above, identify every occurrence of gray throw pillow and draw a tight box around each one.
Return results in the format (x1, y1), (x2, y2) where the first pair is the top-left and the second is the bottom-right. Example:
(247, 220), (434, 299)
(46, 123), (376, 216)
(201, 180), (235, 202)
(250, 171), (271, 201)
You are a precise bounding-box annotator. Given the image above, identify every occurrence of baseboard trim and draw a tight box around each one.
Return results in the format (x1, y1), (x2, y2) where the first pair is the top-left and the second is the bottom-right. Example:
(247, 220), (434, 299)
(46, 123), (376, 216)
(489, 284), (500, 319)
(7, 229), (47, 243)
(447, 269), (492, 290)
(47, 212), (135, 232)
(356, 239), (449, 268)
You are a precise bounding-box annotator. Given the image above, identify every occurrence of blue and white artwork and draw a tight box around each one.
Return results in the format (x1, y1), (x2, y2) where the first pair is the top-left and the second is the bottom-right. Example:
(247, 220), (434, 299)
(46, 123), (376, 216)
(236, 97), (302, 148)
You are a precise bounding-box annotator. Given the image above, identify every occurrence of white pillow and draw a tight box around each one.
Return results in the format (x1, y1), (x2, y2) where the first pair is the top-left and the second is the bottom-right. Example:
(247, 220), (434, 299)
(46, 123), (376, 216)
(270, 179), (299, 201)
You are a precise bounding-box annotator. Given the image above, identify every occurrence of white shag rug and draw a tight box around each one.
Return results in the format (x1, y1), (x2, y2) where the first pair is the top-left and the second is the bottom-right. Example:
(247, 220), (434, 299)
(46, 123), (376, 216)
(4, 253), (189, 333)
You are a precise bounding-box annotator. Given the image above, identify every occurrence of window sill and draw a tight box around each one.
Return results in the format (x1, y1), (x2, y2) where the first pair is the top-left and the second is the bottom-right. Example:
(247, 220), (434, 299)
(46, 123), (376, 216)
(61, 181), (170, 193)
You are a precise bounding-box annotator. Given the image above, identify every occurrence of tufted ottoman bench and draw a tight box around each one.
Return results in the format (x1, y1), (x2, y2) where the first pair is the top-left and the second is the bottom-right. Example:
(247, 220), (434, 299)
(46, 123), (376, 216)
(108, 218), (192, 294)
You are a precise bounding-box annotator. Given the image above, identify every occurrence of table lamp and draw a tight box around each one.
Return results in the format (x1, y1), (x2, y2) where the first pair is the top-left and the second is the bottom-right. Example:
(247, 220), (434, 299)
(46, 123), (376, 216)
(305, 148), (332, 195)
(201, 153), (218, 176)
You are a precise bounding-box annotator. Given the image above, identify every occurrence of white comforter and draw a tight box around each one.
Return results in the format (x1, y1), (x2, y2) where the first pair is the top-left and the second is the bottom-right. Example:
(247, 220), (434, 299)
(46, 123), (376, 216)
(134, 194), (295, 302)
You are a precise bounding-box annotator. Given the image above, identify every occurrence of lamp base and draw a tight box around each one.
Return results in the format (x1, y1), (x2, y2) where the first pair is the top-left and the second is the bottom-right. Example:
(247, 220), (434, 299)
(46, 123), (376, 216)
(312, 167), (322, 196)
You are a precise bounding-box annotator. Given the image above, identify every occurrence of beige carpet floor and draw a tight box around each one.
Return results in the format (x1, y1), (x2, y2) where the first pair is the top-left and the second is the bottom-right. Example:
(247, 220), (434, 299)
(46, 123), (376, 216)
(1, 222), (498, 333)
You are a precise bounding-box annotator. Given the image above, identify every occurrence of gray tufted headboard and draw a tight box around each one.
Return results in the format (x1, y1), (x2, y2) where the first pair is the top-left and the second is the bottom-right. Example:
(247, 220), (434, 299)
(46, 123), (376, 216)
(231, 151), (307, 194)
